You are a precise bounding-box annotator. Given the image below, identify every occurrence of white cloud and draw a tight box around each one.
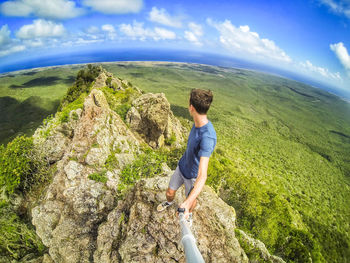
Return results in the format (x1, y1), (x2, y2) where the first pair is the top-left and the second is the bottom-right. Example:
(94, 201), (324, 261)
(83, 0), (142, 14)
(0, 0), (84, 19)
(102, 24), (115, 32)
(300, 60), (342, 80)
(185, 22), (203, 46)
(86, 26), (99, 34)
(102, 24), (117, 40)
(320, 0), (350, 18)
(0, 25), (11, 46)
(207, 18), (292, 63)
(153, 27), (176, 40)
(0, 44), (26, 57)
(16, 19), (65, 39)
(22, 38), (44, 47)
(148, 7), (182, 28)
(0, 25), (26, 57)
(188, 22), (203, 37)
(119, 21), (176, 41)
(330, 42), (350, 70)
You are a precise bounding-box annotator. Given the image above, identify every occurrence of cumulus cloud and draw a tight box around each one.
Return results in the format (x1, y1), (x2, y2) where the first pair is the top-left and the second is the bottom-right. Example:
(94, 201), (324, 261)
(119, 21), (176, 41)
(319, 0), (350, 18)
(148, 7), (182, 28)
(300, 60), (342, 80)
(102, 24), (117, 40)
(184, 22), (203, 46)
(86, 26), (99, 34)
(0, 0), (84, 20)
(0, 25), (26, 57)
(330, 42), (350, 70)
(0, 44), (26, 57)
(153, 27), (176, 40)
(207, 18), (292, 63)
(16, 19), (65, 39)
(83, 0), (142, 14)
(0, 25), (11, 46)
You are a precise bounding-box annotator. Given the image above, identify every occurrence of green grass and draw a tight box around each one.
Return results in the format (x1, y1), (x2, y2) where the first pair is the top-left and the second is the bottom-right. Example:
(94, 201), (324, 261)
(88, 171), (108, 183)
(0, 203), (46, 261)
(0, 66), (80, 145)
(1, 62), (350, 262)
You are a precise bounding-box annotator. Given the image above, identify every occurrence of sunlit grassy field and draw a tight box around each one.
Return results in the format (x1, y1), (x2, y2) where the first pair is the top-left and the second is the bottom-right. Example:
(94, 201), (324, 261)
(1, 62), (349, 262)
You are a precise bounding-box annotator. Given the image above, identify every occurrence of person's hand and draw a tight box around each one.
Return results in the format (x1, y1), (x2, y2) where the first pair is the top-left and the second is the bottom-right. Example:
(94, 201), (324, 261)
(178, 201), (191, 219)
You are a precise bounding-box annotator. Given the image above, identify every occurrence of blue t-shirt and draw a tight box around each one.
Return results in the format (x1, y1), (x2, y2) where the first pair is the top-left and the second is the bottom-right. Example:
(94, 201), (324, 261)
(178, 120), (217, 179)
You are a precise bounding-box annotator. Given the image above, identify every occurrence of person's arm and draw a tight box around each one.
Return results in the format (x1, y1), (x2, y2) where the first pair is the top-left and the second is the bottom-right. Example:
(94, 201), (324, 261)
(179, 156), (209, 216)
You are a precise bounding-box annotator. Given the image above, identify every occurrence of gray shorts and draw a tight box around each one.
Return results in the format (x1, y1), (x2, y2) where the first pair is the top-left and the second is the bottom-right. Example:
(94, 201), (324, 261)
(169, 166), (197, 197)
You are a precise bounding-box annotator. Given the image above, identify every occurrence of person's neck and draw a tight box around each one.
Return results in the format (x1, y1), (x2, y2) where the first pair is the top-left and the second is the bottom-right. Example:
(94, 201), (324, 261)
(193, 113), (208, 128)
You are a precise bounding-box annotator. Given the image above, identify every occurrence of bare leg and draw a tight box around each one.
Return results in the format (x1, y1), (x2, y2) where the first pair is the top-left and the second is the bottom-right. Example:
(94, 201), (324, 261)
(189, 199), (197, 213)
(166, 187), (176, 202)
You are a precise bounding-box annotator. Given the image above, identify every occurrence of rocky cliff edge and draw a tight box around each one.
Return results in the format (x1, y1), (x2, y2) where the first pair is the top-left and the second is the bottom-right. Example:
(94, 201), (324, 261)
(29, 68), (284, 263)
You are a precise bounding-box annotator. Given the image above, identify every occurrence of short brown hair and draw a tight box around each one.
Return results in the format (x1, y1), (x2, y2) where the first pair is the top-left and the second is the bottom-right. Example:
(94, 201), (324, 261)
(189, 89), (213, 114)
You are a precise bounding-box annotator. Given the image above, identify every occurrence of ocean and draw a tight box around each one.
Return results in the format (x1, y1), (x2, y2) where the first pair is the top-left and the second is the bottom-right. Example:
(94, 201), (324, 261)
(1, 48), (348, 100)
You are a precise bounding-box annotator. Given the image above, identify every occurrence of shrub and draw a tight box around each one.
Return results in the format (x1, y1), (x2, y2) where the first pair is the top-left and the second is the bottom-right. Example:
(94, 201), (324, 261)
(115, 103), (131, 120)
(0, 204), (45, 260)
(105, 150), (120, 170)
(159, 145), (185, 170)
(106, 77), (112, 88)
(0, 136), (45, 195)
(58, 64), (101, 110)
(165, 133), (177, 146)
(58, 93), (85, 124)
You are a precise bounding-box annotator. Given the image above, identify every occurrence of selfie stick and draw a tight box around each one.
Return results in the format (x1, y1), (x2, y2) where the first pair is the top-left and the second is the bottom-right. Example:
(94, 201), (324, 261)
(177, 207), (205, 263)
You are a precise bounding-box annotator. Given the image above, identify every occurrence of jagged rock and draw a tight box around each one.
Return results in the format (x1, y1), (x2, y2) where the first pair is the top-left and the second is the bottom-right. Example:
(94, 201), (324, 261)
(126, 93), (184, 148)
(32, 83), (140, 262)
(235, 230), (286, 263)
(33, 108), (82, 164)
(29, 69), (284, 263)
(93, 175), (249, 263)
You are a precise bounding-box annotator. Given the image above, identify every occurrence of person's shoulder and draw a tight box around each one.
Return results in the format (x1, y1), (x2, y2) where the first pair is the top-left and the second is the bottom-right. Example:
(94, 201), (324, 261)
(202, 120), (216, 139)
(208, 120), (216, 134)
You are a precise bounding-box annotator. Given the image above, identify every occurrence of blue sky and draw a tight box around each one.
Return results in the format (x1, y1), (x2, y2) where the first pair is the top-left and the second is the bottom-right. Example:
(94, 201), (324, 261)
(0, 0), (350, 94)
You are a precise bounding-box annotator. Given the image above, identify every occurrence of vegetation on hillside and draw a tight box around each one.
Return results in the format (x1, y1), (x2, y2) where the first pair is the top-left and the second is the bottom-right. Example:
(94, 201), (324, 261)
(58, 64), (101, 111)
(0, 66), (79, 145)
(0, 63), (349, 262)
(0, 65), (104, 261)
(0, 136), (49, 261)
(103, 62), (350, 262)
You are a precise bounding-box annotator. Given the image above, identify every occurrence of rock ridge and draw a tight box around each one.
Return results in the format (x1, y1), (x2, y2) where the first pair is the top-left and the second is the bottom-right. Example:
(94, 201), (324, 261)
(29, 68), (285, 263)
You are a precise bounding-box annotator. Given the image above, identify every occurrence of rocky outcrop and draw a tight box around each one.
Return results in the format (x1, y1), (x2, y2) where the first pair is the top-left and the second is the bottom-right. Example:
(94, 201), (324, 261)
(126, 93), (184, 148)
(29, 68), (285, 263)
(32, 84), (140, 262)
(93, 175), (248, 263)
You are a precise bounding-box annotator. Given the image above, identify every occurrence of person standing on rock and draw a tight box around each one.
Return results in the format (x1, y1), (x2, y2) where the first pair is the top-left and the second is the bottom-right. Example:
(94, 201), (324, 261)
(157, 88), (217, 227)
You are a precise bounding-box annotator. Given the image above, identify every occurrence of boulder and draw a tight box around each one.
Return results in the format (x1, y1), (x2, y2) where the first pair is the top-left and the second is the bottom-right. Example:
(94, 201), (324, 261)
(126, 93), (184, 148)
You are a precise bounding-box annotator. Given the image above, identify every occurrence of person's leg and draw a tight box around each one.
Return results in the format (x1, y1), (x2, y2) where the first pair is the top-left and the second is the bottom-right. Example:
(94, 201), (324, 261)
(184, 177), (197, 212)
(157, 166), (184, 212)
(166, 187), (176, 202)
